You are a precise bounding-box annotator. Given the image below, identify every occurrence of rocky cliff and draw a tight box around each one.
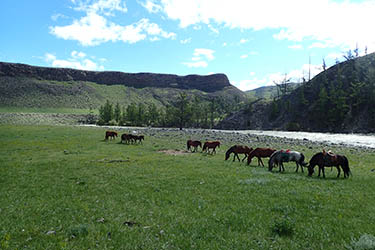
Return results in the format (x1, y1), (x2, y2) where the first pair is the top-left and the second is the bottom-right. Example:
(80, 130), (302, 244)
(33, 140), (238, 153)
(0, 62), (230, 93)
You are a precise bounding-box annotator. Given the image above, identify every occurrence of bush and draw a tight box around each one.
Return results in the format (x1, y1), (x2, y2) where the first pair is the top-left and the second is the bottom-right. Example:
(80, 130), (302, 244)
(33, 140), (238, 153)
(347, 234), (375, 250)
(271, 216), (295, 237)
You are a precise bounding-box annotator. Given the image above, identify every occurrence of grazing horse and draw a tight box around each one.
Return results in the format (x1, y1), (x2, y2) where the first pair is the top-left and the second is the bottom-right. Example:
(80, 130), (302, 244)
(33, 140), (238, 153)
(225, 145), (253, 162)
(105, 131), (118, 140)
(268, 150), (307, 172)
(133, 135), (144, 144)
(247, 148), (276, 167)
(307, 152), (351, 178)
(202, 141), (221, 154)
(121, 133), (133, 144)
(187, 140), (202, 152)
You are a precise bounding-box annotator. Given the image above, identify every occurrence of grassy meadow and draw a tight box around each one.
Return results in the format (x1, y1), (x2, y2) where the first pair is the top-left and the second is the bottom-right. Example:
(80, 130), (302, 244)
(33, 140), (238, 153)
(1, 125), (375, 249)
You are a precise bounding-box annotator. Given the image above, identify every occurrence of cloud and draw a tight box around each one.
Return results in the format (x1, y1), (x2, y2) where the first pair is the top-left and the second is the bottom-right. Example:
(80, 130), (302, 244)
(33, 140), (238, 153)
(240, 54), (248, 59)
(182, 61), (208, 68)
(180, 38), (192, 44)
(193, 48), (215, 61)
(73, 0), (127, 16)
(140, 0), (162, 13)
(240, 39), (248, 44)
(50, 14), (176, 46)
(50, 0), (175, 46)
(44, 52), (104, 71)
(154, 0), (375, 49)
(183, 48), (215, 68)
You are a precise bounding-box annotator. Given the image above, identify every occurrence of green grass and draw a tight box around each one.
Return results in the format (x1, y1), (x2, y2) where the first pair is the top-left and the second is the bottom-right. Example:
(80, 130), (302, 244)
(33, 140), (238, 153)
(1, 125), (375, 249)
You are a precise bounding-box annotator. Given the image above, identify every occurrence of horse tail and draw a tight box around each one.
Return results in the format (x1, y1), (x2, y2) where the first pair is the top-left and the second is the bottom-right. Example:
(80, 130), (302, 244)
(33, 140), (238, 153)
(300, 153), (307, 166)
(187, 140), (191, 150)
(202, 143), (207, 152)
(343, 156), (352, 177)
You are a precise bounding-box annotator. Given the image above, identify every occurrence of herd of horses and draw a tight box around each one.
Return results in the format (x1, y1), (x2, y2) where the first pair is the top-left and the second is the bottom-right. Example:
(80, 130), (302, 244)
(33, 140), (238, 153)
(190, 141), (351, 179)
(105, 130), (351, 179)
(105, 130), (144, 144)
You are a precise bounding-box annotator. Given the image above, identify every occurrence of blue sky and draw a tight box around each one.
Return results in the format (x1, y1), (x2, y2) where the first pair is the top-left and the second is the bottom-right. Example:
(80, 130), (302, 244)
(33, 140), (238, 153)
(1, 0), (375, 91)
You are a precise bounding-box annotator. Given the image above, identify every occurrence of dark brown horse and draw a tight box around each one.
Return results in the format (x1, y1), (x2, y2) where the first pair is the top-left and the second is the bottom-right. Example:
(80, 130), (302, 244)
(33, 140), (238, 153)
(133, 135), (144, 144)
(247, 148), (276, 167)
(105, 131), (118, 140)
(187, 140), (202, 152)
(202, 141), (220, 154)
(225, 145), (253, 162)
(307, 152), (351, 178)
(120, 133), (133, 144)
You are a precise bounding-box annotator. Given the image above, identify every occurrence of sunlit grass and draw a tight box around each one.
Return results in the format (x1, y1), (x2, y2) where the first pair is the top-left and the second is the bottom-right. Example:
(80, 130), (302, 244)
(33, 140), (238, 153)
(1, 125), (375, 249)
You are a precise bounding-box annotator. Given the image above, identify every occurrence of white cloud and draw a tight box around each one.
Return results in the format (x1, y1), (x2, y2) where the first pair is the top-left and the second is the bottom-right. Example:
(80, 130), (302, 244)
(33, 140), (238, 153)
(182, 61), (208, 68)
(50, 14), (176, 46)
(240, 39), (248, 44)
(193, 48), (215, 61)
(44, 52), (104, 71)
(180, 38), (191, 44)
(155, 0), (375, 49)
(240, 54), (248, 59)
(222, 42), (227, 47)
(50, 0), (175, 46)
(141, 0), (162, 13)
(183, 48), (215, 68)
(73, 0), (127, 16)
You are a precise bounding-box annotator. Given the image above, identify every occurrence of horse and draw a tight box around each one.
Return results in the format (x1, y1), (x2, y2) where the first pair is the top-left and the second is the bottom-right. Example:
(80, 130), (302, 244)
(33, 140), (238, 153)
(268, 150), (307, 173)
(120, 133), (133, 144)
(187, 140), (202, 152)
(307, 152), (351, 178)
(247, 148), (276, 167)
(105, 131), (118, 140)
(202, 141), (220, 154)
(225, 145), (253, 162)
(133, 135), (144, 144)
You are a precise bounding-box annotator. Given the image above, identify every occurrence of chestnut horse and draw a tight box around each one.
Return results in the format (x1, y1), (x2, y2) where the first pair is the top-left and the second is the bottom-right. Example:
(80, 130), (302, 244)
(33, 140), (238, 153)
(187, 140), (202, 152)
(247, 148), (276, 167)
(105, 131), (118, 140)
(225, 145), (253, 162)
(202, 141), (221, 154)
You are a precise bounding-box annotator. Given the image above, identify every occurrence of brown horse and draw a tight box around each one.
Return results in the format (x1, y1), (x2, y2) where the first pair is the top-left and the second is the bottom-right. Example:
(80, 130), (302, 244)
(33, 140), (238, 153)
(187, 140), (202, 152)
(120, 133), (133, 144)
(225, 145), (253, 162)
(133, 135), (144, 144)
(202, 141), (220, 154)
(105, 131), (118, 140)
(247, 148), (276, 167)
(307, 152), (351, 178)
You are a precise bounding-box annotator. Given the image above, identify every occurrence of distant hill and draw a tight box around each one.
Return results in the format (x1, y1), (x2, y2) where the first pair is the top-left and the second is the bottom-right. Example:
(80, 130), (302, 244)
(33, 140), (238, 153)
(0, 62), (246, 111)
(217, 52), (375, 133)
(245, 82), (300, 101)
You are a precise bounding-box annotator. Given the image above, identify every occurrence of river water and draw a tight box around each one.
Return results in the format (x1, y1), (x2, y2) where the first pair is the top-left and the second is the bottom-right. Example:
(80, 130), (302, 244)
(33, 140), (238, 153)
(233, 130), (375, 149)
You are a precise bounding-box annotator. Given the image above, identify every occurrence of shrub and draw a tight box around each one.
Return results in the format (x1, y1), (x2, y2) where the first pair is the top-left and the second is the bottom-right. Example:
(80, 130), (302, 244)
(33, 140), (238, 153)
(271, 216), (295, 237)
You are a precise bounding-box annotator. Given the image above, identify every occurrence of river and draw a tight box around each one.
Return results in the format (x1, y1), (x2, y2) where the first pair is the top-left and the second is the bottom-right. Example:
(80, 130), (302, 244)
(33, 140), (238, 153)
(234, 130), (375, 149)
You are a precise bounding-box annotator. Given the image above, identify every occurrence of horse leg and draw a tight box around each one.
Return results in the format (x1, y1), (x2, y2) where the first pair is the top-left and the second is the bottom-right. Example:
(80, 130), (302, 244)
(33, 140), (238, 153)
(322, 167), (326, 178)
(295, 162), (299, 173)
(259, 157), (264, 167)
(241, 154), (248, 162)
(236, 153), (241, 162)
(336, 166), (341, 178)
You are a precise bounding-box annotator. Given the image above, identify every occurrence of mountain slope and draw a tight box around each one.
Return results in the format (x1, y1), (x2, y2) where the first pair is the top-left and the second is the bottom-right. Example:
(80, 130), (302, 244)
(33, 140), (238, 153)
(0, 62), (246, 111)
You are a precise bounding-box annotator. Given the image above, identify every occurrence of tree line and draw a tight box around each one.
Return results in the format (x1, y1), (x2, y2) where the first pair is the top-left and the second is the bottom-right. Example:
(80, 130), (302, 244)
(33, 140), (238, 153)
(98, 93), (242, 129)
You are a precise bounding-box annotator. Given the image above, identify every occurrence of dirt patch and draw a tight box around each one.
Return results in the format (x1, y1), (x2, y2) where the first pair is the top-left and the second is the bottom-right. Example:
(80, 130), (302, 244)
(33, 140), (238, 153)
(159, 149), (190, 156)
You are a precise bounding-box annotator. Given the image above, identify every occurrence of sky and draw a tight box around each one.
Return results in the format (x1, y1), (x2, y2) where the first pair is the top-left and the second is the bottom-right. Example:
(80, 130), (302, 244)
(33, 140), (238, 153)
(1, 0), (375, 91)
